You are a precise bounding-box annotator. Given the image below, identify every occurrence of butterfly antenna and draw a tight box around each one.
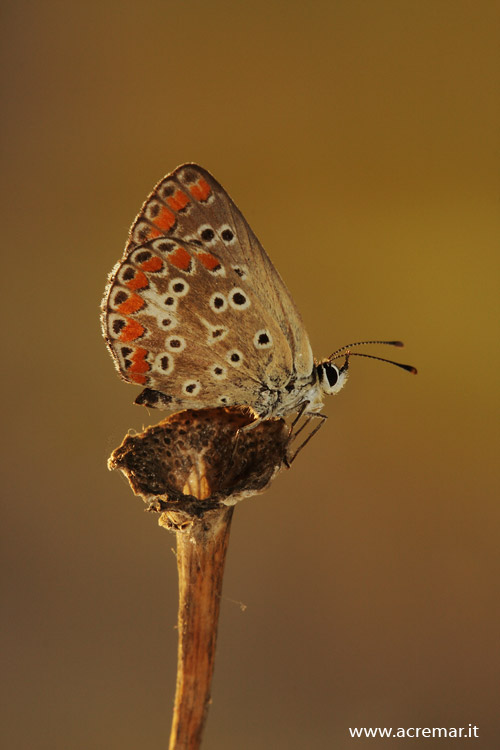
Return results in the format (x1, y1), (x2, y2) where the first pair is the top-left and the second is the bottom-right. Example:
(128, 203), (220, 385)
(330, 350), (417, 374)
(327, 339), (404, 359)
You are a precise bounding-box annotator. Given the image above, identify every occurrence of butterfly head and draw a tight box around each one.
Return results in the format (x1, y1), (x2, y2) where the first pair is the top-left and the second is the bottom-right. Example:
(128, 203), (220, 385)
(315, 355), (349, 396)
(317, 339), (417, 399)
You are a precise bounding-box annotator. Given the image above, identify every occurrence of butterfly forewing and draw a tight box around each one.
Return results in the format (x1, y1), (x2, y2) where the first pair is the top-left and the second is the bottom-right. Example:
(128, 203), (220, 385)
(102, 164), (314, 413)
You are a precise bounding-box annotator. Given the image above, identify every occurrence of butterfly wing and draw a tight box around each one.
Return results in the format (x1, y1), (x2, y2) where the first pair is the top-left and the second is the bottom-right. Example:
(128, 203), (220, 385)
(101, 164), (314, 413)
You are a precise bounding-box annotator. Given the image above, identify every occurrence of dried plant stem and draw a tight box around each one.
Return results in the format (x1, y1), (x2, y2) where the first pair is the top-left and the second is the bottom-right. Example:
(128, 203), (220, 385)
(109, 408), (290, 748)
(168, 506), (235, 750)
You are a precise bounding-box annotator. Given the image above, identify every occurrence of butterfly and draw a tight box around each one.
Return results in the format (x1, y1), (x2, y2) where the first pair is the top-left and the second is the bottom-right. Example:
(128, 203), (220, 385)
(101, 164), (415, 421)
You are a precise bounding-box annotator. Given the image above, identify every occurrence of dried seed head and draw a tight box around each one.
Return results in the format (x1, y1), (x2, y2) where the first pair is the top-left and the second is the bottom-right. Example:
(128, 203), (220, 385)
(108, 407), (290, 530)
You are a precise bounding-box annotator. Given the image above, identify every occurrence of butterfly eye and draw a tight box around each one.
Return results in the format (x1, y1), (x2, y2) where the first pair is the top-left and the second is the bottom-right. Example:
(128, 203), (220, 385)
(317, 362), (339, 392)
(324, 363), (339, 387)
(317, 361), (348, 396)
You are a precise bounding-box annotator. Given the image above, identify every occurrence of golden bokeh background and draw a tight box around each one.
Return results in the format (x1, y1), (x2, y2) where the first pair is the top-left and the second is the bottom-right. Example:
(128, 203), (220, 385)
(2, 1), (498, 747)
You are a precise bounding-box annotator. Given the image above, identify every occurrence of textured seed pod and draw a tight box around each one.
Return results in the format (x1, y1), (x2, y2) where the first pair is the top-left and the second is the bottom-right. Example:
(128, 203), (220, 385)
(108, 406), (290, 530)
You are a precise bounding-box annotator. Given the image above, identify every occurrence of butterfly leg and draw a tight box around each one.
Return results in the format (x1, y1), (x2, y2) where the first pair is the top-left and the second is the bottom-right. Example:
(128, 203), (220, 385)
(288, 413), (328, 464)
(288, 410), (312, 443)
(226, 413), (264, 468)
(282, 402), (312, 467)
(290, 401), (309, 430)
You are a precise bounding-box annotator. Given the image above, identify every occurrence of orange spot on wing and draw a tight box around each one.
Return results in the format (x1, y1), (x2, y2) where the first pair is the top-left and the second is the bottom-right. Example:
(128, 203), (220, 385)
(167, 190), (190, 211)
(153, 206), (176, 231)
(189, 178), (211, 201)
(140, 256), (163, 272)
(126, 270), (148, 291)
(169, 246), (192, 271)
(130, 372), (147, 385)
(129, 347), (150, 374)
(198, 252), (221, 271)
(117, 293), (145, 315)
(119, 318), (145, 342)
(146, 226), (162, 239)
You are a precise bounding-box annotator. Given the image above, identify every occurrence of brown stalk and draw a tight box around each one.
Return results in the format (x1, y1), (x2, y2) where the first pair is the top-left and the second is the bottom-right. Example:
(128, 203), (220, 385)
(109, 407), (291, 749)
(168, 506), (234, 750)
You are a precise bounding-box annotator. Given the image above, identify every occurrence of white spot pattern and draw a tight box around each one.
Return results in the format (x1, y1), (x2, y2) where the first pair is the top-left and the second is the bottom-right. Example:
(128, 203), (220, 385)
(229, 287), (251, 310)
(209, 292), (228, 313)
(165, 335), (187, 352)
(168, 278), (189, 297)
(210, 364), (228, 381)
(226, 349), (243, 367)
(253, 329), (273, 349)
(154, 353), (174, 375)
(182, 380), (202, 396)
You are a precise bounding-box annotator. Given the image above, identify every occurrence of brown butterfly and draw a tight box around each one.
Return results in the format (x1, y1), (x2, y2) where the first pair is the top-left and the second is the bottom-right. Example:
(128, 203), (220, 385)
(101, 164), (415, 419)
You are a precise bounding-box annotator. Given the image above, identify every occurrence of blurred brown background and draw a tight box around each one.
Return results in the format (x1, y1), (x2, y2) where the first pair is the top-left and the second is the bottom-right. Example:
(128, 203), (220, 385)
(2, 1), (499, 748)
